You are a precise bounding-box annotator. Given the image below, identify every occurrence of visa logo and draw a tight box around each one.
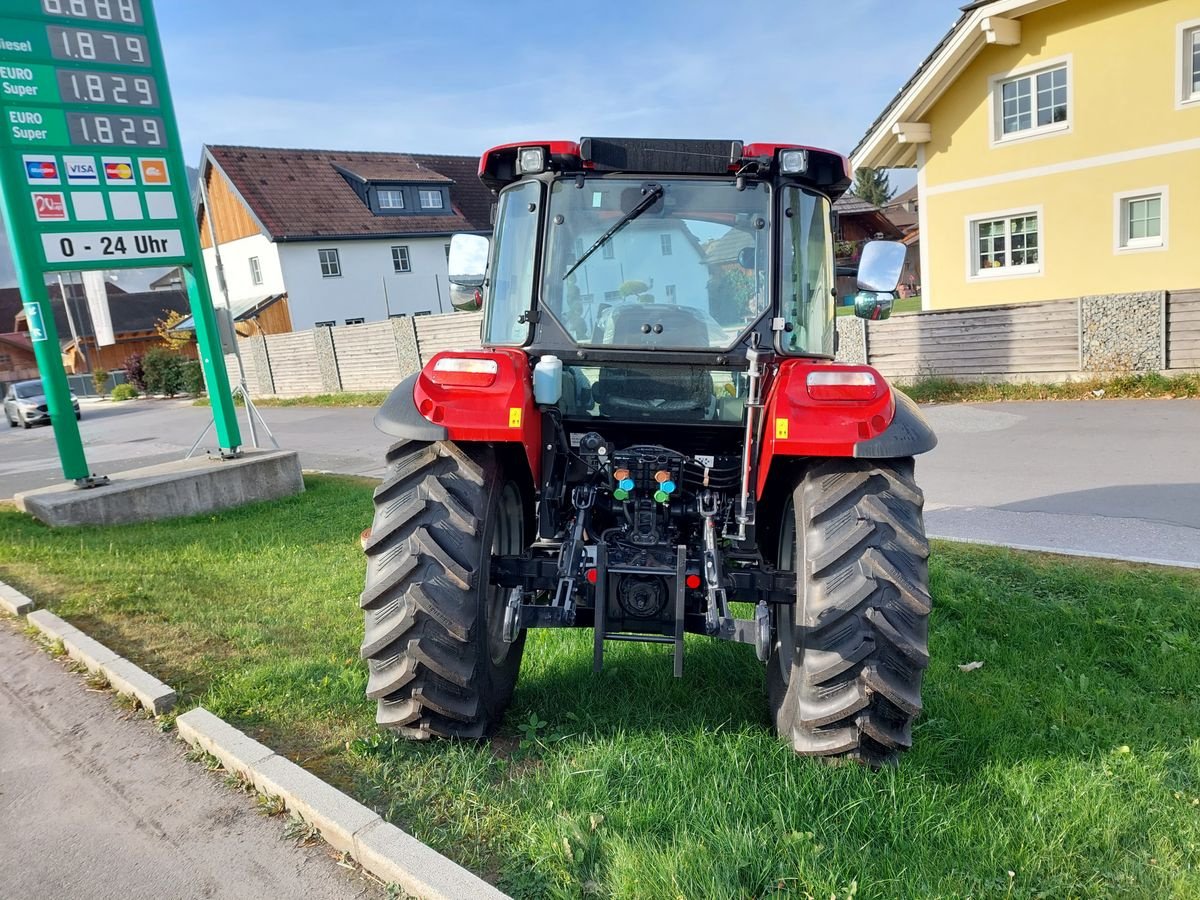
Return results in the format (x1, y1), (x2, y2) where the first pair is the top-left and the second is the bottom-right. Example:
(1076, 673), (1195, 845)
(63, 155), (98, 185)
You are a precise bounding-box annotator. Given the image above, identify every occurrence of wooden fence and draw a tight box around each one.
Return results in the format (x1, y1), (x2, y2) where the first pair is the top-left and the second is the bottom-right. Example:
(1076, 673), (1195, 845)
(1166, 290), (1200, 370)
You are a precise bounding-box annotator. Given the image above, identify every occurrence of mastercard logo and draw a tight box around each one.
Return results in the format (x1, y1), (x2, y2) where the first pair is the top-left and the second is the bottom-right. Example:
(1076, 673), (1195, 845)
(104, 162), (135, 182)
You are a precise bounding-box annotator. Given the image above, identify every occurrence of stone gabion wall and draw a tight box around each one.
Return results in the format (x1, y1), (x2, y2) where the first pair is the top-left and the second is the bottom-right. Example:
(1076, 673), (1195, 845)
(835, 317), (867, 365)
(1079, 292), (1165, 372)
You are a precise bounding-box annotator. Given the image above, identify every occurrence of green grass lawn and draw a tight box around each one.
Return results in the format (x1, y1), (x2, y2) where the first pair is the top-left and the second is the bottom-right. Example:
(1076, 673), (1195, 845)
(3, 476), (1199, 898)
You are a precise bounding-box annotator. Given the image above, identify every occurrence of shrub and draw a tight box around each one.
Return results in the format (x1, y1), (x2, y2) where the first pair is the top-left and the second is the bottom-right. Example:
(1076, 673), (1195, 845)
(123, 353), (147, 391)
(90, 368), (109, 394)
(111, 383), (139, 401)
(143, 347), (187, 397)
(182, 359), (205, 396)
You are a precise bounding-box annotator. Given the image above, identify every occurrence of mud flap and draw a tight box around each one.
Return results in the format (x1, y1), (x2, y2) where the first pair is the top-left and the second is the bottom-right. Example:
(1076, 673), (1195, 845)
(854, 391), (937, 459)
(374, 373), (448, 441)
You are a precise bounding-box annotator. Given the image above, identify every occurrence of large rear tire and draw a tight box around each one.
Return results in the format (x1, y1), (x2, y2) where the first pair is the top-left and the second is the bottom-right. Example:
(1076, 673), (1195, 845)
(360, 440), (526, 739)
(768, 458), (931, 766)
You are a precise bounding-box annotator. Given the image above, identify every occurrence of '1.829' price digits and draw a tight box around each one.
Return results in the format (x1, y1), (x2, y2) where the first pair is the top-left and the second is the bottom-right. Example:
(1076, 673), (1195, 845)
(66, 112), (163, 146)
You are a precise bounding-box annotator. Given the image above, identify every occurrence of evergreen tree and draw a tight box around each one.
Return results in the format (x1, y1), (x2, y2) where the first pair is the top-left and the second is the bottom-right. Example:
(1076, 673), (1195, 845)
(852, 167), (894, 208)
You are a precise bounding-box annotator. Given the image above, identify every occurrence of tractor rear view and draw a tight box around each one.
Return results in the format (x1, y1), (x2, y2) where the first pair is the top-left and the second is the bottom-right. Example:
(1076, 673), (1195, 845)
(361, 138), (936, 765)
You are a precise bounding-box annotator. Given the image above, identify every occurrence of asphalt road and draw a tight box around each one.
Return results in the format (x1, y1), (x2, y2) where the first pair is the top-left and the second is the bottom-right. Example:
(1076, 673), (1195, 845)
(0, 623), (381, 900)
(2, 396), (1198, 567)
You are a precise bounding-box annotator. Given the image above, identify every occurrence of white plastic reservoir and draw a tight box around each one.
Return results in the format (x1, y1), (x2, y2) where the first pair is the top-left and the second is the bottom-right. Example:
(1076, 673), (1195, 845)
(533, 355), (563, 405)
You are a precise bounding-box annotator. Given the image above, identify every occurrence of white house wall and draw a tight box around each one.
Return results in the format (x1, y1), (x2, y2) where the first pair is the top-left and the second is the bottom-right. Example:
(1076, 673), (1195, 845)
(277, 237), (455, 329)
(201, 234), (284, 305)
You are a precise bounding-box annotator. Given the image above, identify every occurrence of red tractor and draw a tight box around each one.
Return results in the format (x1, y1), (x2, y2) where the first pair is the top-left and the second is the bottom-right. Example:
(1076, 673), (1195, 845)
(362, 138), (936, 765)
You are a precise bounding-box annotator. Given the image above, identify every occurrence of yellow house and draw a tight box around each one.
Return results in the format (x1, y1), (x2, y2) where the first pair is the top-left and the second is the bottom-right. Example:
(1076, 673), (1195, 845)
(852, 0), (1199, 310)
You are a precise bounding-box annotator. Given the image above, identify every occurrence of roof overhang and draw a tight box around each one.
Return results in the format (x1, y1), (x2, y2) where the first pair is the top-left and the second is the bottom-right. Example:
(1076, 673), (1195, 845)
(852, 0), (1068, 170)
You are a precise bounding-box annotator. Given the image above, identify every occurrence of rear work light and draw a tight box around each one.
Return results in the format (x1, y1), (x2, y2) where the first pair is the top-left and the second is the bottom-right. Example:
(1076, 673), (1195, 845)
(778, 148), (809, 174)
(806, 370), (880, 401)
(430, 356), (499, 387)
(516, 146), (546, 174)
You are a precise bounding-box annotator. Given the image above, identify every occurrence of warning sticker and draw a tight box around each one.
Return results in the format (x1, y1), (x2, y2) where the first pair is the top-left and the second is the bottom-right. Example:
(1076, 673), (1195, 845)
(775, 418), (789, 440)
(509, 407), (523, 428)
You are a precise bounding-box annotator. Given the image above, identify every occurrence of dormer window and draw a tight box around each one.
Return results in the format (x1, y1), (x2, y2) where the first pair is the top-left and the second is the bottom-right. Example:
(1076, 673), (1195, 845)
(419, 190), (444, 210)
(379, 189), (404, 209)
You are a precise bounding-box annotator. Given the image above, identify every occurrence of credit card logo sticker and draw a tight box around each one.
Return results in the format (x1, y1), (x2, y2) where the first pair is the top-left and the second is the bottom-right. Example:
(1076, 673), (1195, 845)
(102, 157), (135, 185)
(32, 192), (67, 221)
(138, 158), (169, 185)
(23, 155), (59, 184)
(63, 155), (99, 185)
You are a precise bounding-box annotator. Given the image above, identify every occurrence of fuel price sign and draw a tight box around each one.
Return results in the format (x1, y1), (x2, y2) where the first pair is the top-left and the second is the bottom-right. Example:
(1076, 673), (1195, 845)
(0, 0), (195, 269)
(0, 0), (243, 481)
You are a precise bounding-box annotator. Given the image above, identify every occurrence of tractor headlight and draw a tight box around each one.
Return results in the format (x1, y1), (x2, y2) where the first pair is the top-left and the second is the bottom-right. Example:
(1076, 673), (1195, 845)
(779, 149), (809, 175)
(516, 146), (546, 175)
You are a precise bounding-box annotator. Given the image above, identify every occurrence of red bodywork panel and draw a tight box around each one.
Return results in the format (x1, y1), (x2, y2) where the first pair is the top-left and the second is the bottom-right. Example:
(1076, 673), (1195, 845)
(413, 350), (541, 481)
(756, 361), (895, 496)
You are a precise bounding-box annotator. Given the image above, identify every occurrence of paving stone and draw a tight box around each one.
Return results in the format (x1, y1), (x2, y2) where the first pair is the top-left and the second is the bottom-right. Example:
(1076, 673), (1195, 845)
(250, 754), (380, 855)
(103, 657), (176, 714)
(26, 609), (79, 644)
(0, 581), (35, 616)
(353, 819), (509, 900)
(176, 708), (276, 778)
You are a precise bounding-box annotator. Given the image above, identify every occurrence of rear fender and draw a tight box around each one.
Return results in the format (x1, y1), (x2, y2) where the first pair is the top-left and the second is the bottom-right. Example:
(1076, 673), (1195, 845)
(756, 361), (935, 496)
(375, 349), (541, 481)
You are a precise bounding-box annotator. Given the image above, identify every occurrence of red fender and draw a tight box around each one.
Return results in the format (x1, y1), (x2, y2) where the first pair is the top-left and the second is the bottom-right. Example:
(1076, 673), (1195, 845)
(413, 349), (541, 481)
(756, 361), (895, 496)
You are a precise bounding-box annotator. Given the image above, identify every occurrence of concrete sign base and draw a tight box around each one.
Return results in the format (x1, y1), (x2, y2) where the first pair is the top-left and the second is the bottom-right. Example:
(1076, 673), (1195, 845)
(14, 450), (303, 526)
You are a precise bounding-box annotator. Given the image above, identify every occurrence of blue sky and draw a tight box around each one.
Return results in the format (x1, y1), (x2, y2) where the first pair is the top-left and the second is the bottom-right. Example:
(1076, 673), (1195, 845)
(158, 0), (958, 185)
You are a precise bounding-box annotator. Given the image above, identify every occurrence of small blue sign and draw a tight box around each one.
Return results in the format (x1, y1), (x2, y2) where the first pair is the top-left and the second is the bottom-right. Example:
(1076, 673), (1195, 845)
(22, 302), (47, 342)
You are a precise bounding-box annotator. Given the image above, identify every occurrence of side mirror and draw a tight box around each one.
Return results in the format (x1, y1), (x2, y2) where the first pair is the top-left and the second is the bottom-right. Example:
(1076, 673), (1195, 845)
(447, 233), (489, 288)
(856, 240), (906, 293)
(449, 285), (483, 312)
(854, 291), (895, 321)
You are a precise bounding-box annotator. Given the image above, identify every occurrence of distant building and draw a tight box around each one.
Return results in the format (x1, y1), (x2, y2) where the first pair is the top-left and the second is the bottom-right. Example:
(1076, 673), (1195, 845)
(196, 145), (494, 331)
(0, 332), (37, 384)
(831, 194), (905, 303)
(12, 289), (193, 374)
(853, 0), (1198, 309)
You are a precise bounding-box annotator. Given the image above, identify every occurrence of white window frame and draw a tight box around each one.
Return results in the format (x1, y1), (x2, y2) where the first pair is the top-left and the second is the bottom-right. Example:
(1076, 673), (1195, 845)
(249, 255), (262, 286)
(1177, 19), (1200, 109)
(1113, 187), (1168, 254)
(378, 189), (404, 209)
(391, 245), (411, 273)
(988, 56), (1073, 147)
(345, 317), (365, 326)
(660, 233), (672, 256)
(964, 206), (1045, 281)
(318, 248), (341, 278)
(418, 189), (444, 209)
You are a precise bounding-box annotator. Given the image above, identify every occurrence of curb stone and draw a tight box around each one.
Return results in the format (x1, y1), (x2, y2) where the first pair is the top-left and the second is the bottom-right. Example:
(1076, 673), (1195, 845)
(23, 605), (176, 714)
(0, 581), (35, 616)
(176, 706), (508, 899)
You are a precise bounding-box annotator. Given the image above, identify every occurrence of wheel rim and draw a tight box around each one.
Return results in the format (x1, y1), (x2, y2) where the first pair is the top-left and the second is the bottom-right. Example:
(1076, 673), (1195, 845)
(487, 481), (523, 666)
(776, 496), (797, 684)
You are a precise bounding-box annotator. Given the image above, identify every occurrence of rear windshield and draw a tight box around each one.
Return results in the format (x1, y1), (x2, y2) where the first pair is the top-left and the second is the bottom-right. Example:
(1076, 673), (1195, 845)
(560, 364), (746, 423)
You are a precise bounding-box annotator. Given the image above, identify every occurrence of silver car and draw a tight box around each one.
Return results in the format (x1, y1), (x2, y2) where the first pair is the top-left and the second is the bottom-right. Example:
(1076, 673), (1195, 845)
(3, 379), (81, 429)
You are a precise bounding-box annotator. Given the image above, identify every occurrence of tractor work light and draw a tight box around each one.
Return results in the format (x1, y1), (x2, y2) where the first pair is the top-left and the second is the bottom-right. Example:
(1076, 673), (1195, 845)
(779, 149), (809, 174)
(516, 146), (546, 174)
(806, 370), (880, 401)
(430, 356), (499, 387)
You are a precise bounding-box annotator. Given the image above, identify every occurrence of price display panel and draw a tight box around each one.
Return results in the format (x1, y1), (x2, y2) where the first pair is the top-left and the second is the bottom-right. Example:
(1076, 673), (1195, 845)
(0, 0), (194, 270)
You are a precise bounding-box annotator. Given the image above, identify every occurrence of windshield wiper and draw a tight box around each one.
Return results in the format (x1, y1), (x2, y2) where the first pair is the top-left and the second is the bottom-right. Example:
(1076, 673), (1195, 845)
(561, 183), (664, 281)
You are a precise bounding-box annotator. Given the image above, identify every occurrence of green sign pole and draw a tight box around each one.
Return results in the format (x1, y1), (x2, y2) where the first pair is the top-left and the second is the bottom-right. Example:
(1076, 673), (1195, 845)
(0, 0), (242, 479)
(0, 175), (91, 480)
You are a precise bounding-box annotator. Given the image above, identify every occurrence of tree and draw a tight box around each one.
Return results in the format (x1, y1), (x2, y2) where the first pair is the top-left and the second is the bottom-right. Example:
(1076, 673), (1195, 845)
(155, 309), (194, 352)
(851, 167), (894, 208)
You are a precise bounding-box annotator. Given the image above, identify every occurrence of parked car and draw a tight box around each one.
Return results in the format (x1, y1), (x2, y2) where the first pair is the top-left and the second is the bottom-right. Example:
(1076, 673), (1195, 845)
(3, 379), (81, 429)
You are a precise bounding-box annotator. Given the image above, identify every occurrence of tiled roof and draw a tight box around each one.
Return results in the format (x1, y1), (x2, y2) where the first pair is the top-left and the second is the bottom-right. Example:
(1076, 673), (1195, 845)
(883, 185), (919, 231)
(205, 145), (494, 241)
(832, 194), (882, 215)
(15, 290), (189, 340)
(0, 332), (33, 352)
(0, 281), (125, 333)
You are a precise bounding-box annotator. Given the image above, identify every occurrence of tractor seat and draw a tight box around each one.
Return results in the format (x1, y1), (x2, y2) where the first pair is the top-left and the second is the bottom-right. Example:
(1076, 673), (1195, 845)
(593, 363), (715, 420)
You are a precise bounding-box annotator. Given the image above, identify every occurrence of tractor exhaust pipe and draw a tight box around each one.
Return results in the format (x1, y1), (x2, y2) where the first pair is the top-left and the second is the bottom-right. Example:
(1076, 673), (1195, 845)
(735, 343), (769, 541)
